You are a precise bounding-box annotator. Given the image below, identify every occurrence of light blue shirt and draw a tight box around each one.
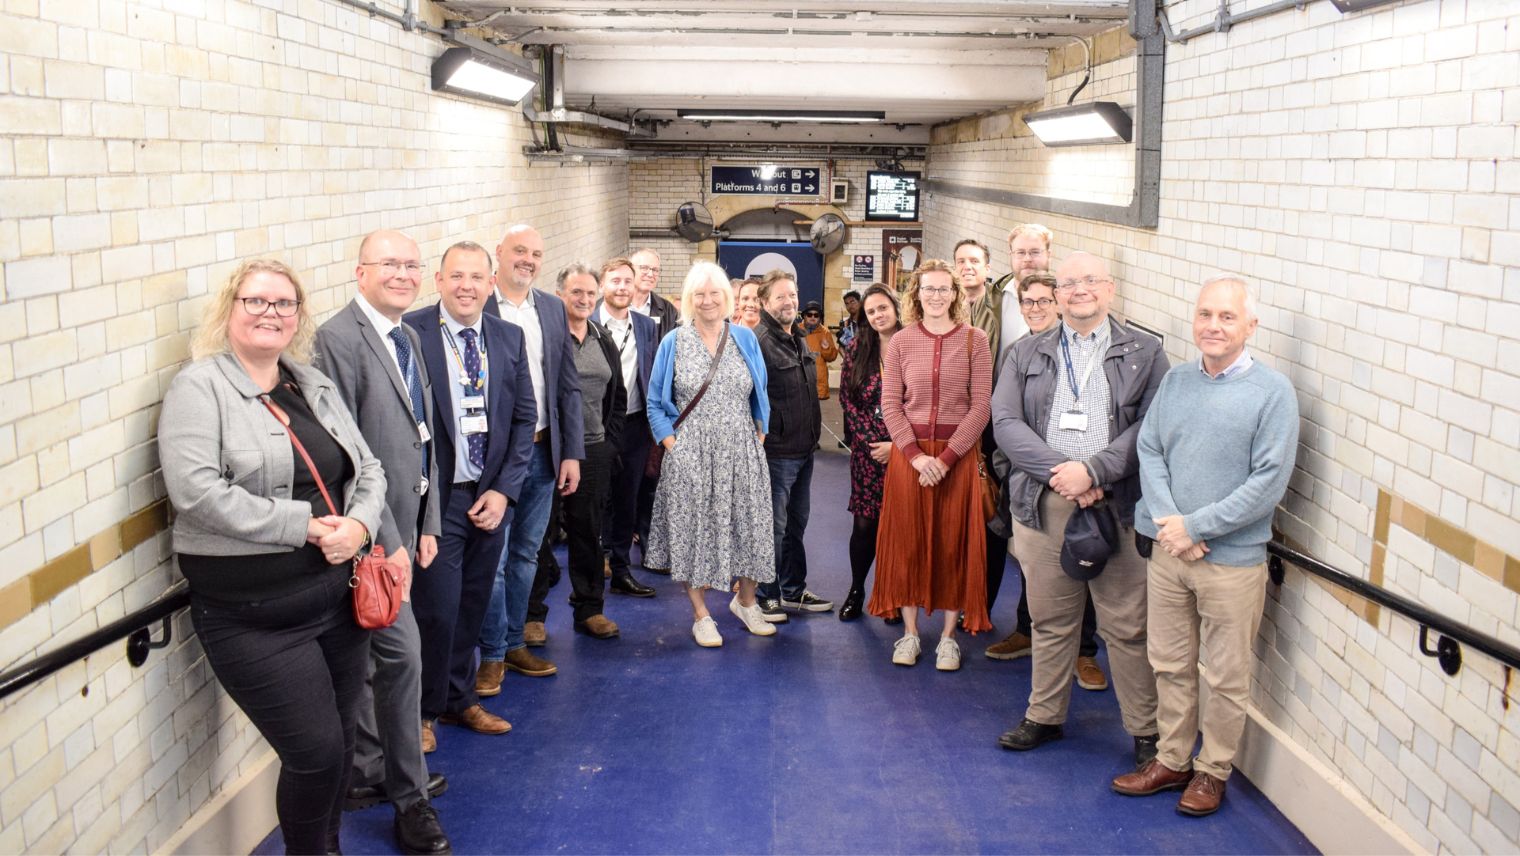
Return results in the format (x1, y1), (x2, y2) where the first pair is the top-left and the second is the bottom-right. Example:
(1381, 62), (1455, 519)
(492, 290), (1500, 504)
(1201, 348), (1254, 380)
(439, 305), (487, 483)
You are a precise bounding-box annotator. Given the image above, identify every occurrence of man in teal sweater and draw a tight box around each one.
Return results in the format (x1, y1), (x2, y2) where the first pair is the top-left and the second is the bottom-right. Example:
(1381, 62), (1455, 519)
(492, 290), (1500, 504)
(1112, 276), (1299, 817)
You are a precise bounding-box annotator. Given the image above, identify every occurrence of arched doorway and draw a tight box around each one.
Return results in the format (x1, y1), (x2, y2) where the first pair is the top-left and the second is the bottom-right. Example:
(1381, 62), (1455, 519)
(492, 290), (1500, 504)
(715, 207), (825, 308)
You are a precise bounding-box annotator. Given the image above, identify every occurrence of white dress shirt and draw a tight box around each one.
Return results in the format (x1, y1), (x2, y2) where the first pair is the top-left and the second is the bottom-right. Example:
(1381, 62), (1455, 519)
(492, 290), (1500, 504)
(496, 288), (549, 432)
(597, 305), (643, 413)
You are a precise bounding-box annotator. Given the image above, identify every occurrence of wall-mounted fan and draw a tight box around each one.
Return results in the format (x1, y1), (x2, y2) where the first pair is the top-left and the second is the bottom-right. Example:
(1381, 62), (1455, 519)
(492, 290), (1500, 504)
(675, 201), (715, 242)
(809, 213), (847, 255)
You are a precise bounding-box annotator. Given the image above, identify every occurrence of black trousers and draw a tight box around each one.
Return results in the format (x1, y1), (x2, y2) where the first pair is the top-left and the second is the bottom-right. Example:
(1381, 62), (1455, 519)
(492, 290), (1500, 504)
(605, 410), (653, 576)
(531, 440), (616, 622)
(192, 572), (369, 855)
(412, 485), (507, 719)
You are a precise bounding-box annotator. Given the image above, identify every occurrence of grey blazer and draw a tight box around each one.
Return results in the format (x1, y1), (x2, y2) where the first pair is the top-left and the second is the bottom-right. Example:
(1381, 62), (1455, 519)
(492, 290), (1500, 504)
(159, 352), (389, 557)
(314, 299), (442, 555)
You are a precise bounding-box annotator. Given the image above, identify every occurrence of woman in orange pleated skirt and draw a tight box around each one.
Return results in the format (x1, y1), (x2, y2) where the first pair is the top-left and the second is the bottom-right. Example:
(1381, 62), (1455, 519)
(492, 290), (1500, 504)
(868, 260), (993, 671)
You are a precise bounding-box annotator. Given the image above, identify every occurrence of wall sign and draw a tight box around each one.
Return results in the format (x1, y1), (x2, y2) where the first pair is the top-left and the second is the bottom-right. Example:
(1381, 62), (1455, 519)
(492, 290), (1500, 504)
(711, 164), (823, 196)
(852, 255), (875, 282)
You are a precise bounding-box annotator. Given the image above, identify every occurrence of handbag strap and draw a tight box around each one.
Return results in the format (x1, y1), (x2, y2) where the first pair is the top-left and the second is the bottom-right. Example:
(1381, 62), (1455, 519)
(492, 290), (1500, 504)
(673, 322), (729, 430)
(260, 392), (339, 518)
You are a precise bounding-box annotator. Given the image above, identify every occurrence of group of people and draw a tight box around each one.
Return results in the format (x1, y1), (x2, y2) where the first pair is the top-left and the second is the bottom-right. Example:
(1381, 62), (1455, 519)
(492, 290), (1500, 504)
(157, 218), (1298, 853)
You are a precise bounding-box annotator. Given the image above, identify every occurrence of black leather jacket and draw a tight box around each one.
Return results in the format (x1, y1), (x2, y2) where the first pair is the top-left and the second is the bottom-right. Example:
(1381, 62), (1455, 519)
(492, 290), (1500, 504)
(755, 311), (821, 459)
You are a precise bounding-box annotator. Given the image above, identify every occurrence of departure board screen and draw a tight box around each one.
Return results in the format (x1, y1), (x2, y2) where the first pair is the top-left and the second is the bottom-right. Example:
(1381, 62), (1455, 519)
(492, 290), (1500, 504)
(865, 171), (921, 222)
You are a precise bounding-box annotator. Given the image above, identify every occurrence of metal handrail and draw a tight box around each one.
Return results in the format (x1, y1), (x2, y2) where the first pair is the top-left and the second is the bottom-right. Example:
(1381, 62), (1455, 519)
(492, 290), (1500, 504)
(0, 587), (191, 701)
(1267, 541), (1520, 677)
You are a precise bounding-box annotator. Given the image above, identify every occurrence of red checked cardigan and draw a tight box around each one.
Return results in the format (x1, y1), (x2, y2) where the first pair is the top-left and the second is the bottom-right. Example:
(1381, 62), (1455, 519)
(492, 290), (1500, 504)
(879, 321), (993, 467)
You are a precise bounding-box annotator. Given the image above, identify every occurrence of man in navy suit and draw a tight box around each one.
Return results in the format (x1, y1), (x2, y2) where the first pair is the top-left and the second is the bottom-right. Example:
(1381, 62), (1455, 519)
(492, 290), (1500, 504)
(475, 224), (585, 690)
(597, 257), (661, 596)
(405, 241), (536, 745)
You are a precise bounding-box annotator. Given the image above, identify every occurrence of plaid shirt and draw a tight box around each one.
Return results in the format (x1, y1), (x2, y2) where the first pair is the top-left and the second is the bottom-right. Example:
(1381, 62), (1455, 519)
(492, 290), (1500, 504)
(1044, 320), (1112, 462)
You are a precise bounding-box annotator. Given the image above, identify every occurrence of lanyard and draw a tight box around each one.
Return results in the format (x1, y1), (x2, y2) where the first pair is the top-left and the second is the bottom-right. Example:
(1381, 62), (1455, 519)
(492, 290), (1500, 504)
(440, 318), (488, 392)
(1059, 329), (1102, 406)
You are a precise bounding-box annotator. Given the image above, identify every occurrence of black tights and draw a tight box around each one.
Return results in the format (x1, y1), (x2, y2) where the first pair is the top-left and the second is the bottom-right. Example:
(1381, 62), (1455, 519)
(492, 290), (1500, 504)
(849, 514), (879, 592)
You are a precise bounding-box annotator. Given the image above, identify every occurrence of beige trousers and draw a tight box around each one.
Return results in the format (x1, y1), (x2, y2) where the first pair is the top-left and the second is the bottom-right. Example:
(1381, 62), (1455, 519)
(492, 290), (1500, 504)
(1147, 548), (1268, 780)
(1011, 490), (1157, 736)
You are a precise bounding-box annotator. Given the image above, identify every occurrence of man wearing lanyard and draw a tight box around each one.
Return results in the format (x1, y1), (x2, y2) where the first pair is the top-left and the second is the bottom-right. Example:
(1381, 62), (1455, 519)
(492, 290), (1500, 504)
(476, 224), (585, 691)
(991, 252), (1169, 769)
(405, 241), (536, 746)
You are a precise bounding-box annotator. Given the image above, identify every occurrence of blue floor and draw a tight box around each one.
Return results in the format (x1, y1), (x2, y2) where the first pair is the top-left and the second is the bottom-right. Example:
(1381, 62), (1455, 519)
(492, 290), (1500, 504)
(256, 451), (1315, 855)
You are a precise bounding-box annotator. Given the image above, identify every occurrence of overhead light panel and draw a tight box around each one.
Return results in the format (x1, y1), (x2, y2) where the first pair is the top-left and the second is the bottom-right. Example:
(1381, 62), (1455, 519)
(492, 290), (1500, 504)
(432, 45), (539, 107)
(1023, 101), (1133, 147)
(677, 109), (885, 124)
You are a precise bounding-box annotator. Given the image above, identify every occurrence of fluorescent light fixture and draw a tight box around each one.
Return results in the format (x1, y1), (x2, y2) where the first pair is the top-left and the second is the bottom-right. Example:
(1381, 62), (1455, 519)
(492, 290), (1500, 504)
(431, 45), (539, 107)
(1023, 101), (1133, 147)
(677, 109), (885, 124)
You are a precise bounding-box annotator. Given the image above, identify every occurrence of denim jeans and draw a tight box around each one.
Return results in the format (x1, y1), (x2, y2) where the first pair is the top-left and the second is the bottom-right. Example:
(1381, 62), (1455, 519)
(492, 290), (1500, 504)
(758, 454), (813, 602)
(479, 442), (556, 660)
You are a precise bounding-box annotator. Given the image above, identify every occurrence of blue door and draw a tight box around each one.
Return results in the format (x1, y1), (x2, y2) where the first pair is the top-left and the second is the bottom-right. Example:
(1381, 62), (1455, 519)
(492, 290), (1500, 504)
(717, 241), (824, 308)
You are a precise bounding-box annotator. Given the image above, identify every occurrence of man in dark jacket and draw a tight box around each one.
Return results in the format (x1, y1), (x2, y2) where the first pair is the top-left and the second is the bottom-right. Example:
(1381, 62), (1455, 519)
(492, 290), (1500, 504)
(753, 270), (833, 622)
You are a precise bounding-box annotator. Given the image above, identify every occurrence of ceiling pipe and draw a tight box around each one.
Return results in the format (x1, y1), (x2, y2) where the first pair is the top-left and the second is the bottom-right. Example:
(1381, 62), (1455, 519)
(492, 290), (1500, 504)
(519, 45), (646, 135)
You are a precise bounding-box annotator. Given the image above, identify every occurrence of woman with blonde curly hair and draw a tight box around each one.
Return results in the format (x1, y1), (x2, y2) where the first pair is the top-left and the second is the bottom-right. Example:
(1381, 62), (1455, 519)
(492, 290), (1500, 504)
(869, 259), (993, 671)
(161, 258), (389, 855)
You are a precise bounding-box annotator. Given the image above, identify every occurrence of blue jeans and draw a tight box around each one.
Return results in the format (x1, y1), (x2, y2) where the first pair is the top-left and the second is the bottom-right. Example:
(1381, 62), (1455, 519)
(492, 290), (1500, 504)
(479, 442), (556, 660)
(758, 454), (813, 602)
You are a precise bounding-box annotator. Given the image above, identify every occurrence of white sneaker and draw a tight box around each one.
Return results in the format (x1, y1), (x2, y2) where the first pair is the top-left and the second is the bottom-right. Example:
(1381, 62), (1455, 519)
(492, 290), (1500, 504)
(729, 596), (777, 636)
(891, 635), (921, 666)
(935, 637), (962, 671)
(692, 616), (723, 647)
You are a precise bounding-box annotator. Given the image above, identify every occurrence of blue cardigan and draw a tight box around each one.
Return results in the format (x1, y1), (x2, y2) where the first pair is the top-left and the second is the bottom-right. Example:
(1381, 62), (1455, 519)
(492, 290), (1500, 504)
(648, 322), (769, 443)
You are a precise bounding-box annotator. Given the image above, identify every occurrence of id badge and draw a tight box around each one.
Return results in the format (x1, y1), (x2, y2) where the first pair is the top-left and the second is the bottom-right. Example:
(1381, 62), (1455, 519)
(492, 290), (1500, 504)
(460, 414), (489, 435)
(1058, 409), (1088, 432)
(461, 394), (485, 411)
(417, 421), (432, 443)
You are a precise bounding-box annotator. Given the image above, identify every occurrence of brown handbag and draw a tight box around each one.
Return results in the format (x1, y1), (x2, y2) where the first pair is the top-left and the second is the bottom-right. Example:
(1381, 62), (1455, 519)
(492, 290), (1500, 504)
(645, 323), (730, 479)
(261, 393), (404, 630)
(966, 328), (999, 523)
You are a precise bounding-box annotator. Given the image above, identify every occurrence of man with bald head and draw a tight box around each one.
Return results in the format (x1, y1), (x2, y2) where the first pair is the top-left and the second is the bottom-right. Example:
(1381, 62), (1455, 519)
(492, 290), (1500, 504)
(315, 230), (449, 853)
(1112, 277), (1297, 816)
(991, 252), (1168, 768)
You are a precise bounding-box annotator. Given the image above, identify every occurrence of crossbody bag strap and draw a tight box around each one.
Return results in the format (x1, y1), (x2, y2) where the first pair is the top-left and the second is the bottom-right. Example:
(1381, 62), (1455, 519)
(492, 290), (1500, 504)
(673, 322), (729, 430)
(260, 393), (339, 518)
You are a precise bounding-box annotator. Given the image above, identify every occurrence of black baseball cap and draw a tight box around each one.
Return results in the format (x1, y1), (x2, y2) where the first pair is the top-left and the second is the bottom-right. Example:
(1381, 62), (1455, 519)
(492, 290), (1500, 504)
(1061, 504), (1119, 581)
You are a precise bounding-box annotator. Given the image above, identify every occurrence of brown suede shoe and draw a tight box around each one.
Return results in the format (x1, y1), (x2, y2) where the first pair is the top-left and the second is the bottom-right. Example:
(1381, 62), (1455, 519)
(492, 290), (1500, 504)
(984, 630), (1032, 660)
(524, 621), (548, 647)
(1075, 656), (1109, 691)
(474, 660), (506, 697)
(439, 704), (511, 735)
(1112, 759), (1192, 796)
(421, 719), (436, 754)
(504, 647), (558, 677)
(604, 556), (612, 579)
(1177, 772), (1226, 816)
(575, 614), (621, 638)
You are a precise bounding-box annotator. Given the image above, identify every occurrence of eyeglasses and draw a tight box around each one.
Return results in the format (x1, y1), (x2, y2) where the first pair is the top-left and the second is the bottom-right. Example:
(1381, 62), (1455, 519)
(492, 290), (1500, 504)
(1055, 275), (1112, 291)
(1012, 249), (1047, 260)
(1020, 297), (1055, 309)
(238, 297), (302, 317)
(919, 286), (954, 296)
(360, 260), (424, 276)
(635, 265), (661, 276)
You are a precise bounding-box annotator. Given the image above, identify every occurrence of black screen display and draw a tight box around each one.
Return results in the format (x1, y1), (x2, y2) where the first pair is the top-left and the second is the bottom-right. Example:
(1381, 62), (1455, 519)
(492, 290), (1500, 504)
(865, 171), (920, 222)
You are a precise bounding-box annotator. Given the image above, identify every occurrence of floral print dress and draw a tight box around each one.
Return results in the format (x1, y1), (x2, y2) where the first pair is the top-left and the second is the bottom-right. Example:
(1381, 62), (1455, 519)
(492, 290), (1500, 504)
(840, 340), (889, 519)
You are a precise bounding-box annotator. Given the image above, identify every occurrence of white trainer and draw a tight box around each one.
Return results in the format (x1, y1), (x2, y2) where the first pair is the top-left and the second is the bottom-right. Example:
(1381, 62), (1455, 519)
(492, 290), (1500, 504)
(729, 596), (778, 636)
(935, 637), (962, 671)
(692, 615), (723, 647)
(891, 635), (921, 666)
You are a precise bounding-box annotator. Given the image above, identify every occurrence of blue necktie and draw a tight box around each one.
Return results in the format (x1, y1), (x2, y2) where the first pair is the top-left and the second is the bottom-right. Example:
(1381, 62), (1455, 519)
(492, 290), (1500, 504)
(387, 327), (429, 477)
(459, 328), (486, 470)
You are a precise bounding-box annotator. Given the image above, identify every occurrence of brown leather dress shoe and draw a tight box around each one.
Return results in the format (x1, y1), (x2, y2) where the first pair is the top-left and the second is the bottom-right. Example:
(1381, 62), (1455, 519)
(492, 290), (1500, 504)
(524, 621), (548, 647)
(1075, 656), (1109, 691)
(575, 614), (620, 638)
(1112, 759), (1192, 796)
(474, 660), (505, 697)
(504, 647), (558, 677)
(421, 719), (436, 753)
(1177, 771), (1226, 816)
(984, 630), (1032, 660)
(440, 704), (511, 735)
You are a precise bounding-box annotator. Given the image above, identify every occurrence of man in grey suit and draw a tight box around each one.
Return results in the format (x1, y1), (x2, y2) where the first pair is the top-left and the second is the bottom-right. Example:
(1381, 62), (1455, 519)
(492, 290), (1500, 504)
(315, 230), (449, 856)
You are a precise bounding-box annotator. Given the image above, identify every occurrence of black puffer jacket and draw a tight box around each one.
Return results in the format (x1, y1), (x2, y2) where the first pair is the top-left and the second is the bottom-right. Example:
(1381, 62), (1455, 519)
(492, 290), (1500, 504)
(756, 311), (820, 459)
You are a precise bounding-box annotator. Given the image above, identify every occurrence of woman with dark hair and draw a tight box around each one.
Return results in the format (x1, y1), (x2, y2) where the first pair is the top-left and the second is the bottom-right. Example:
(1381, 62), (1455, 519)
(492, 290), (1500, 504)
(837, 284), (901, 621)
(870, 260), (993, 671)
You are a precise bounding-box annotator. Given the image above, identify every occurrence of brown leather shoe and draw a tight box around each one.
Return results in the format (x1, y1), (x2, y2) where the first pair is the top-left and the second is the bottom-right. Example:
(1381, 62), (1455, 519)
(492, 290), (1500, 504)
(575, 614), (620, 639)
(603, 556), (612, 579)
(421, 719), (436, 753)
(1177, 772), (1226, 816)
(524, 621), (548, 647)
(474, 660), (505, 697)
(1075, 656), (1109, 691)
(439, 704), (511, 735)
(504, 647), (557, 677)
(984, 630), (1032, 660)
(1112, 759), (1192, 796)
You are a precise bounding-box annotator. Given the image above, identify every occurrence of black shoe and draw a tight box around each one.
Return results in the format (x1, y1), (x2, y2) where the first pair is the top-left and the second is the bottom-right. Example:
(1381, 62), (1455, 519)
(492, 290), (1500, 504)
(426, 772), (447, 800)
(883, 612), (903, 626)
(1133, 734), (1159, 769)
(610, 574), (656, 597)
(346, 783), (385, 811)
(642, 565), (671, 575)
(780, 590), (834, 612)
(394, 800), (451, 855)
(838, 589), (864, 621)
(997, 718), (1064, 751)
(758, 598), (790, 623)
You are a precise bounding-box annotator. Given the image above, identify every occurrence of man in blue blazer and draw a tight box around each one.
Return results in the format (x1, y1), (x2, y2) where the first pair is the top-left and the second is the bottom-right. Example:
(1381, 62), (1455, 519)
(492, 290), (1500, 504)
(405, 241), (536, 745)
(596, 257), (661, 596)
(475, 224), (586, 689)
